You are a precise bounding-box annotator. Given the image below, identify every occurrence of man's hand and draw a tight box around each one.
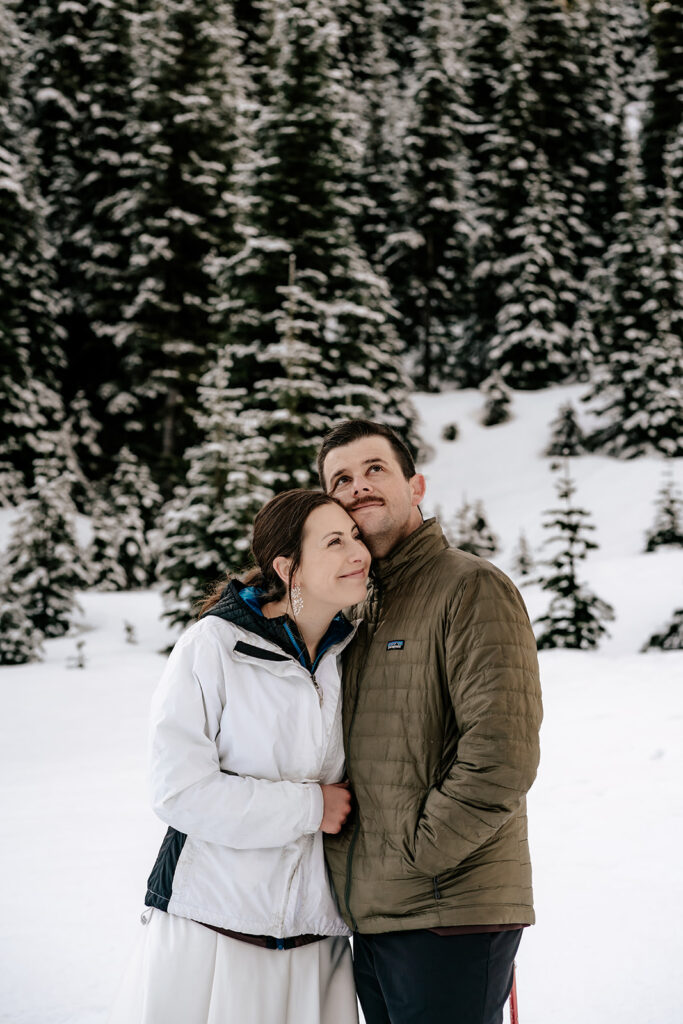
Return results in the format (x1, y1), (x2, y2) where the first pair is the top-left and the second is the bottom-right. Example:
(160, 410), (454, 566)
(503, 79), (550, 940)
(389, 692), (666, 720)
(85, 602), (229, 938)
(320, 781), (352, 834)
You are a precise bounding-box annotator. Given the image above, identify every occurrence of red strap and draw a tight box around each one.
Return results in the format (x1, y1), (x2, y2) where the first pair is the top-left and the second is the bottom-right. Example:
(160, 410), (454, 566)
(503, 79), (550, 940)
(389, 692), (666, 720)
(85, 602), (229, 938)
(509, 963), (519, 1024)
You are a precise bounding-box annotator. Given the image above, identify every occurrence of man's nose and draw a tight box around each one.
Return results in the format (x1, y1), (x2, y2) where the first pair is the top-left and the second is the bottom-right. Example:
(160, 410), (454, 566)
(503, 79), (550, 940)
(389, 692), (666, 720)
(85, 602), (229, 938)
(352, 478), (372, 495)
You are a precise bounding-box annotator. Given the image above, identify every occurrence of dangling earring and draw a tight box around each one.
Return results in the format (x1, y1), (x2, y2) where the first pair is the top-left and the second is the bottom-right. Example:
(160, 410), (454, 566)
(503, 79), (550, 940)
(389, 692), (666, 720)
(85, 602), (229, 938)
(291, 582), (304, 616)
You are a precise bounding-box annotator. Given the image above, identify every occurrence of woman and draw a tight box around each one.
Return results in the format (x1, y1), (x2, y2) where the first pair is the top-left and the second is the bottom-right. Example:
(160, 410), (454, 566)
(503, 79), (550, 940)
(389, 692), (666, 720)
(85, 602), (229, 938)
(109, 489), (370, 1024)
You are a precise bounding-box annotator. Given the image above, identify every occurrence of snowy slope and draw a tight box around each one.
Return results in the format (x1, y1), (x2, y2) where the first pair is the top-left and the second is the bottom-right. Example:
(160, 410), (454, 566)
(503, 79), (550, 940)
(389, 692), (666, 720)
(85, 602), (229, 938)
(1, 386), (682, 1024)
(418, 384), (683, 654)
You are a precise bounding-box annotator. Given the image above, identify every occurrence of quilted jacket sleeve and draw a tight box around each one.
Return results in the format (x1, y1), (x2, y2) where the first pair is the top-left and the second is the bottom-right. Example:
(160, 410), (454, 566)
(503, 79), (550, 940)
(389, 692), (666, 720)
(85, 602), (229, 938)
(149, 628), (324, 848)
(406, 568), (542, 877)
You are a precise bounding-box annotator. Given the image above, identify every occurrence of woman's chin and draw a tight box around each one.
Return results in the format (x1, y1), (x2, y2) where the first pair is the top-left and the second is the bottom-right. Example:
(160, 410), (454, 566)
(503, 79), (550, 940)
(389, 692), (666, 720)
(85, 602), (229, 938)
(344, 582), (369, 605)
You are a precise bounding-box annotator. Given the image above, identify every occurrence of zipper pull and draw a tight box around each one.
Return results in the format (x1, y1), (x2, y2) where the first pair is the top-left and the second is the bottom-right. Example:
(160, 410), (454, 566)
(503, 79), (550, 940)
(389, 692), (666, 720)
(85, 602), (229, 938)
(311, 673), (323, 706)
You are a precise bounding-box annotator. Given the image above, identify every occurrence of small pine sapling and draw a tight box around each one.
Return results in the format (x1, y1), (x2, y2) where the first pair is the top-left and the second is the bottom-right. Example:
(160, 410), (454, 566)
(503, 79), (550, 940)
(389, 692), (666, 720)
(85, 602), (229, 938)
(644, 472), (683, 551)
(535, 461), (615, 649)
(2, 458), (89, 637)
(481, 372), (512, 426)
(450, 498), (499, 557)
(87, 498), (128, 591)
(66, 640), (86, 669)
(511, 530), (535, 578)
(642, 608), (683, 651)
(545, 402), (585, 457)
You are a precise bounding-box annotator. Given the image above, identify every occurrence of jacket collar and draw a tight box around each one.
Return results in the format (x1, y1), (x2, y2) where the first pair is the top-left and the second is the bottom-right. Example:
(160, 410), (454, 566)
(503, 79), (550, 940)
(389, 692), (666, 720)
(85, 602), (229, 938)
(202, 578), (354, 671)
(374, 518), (449, 591)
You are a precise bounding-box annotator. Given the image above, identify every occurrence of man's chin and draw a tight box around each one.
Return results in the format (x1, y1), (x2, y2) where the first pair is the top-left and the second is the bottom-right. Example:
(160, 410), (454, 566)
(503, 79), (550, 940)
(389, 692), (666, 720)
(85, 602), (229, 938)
(349, 506), (387, 533)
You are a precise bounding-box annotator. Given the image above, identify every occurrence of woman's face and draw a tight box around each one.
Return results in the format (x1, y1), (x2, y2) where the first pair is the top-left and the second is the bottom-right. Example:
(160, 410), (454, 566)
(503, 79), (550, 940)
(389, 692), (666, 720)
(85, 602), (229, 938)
(294, 503), (370, 612)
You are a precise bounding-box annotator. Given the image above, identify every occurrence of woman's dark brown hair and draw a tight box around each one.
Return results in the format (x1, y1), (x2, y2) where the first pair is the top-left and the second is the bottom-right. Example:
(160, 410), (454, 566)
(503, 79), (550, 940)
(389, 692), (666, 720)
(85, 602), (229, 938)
(198, 489), (338, 617)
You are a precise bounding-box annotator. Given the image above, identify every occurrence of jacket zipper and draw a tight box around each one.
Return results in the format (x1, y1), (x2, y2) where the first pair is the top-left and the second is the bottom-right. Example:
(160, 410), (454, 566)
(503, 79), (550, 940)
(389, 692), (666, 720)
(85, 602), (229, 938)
(276, 848), (303, 936)
(309, 671), (323, 706)
(287, 626), (354, 707)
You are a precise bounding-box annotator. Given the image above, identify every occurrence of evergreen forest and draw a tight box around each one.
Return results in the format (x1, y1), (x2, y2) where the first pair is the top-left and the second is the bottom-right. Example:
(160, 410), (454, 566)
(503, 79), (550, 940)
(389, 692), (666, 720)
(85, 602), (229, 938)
(1, 0), (682, 636)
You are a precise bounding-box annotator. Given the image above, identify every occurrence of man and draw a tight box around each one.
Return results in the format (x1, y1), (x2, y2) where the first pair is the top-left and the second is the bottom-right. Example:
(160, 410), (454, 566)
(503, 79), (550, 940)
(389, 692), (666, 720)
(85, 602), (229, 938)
(318, 419), (543, 1024)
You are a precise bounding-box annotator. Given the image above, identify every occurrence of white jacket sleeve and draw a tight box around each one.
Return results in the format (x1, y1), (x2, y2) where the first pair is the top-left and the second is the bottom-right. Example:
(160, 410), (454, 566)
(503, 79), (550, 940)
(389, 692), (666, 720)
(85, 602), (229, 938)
(148, 627), (324, 848)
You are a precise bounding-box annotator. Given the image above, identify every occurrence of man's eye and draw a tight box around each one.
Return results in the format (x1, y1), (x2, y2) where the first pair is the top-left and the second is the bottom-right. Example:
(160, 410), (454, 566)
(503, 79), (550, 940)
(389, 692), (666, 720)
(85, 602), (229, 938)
(368, 464), (383, 473)
(333, 476), (350, 489)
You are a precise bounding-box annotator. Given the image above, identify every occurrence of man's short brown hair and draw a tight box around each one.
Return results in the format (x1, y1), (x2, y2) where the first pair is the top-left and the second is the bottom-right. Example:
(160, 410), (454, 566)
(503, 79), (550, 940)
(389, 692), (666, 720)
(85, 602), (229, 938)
(317, 420), (417, 489)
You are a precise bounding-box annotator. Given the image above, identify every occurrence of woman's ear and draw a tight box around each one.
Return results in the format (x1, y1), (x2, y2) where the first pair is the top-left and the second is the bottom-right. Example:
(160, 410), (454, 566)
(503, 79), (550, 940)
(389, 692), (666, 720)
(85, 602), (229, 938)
(272, 556), (292, 587)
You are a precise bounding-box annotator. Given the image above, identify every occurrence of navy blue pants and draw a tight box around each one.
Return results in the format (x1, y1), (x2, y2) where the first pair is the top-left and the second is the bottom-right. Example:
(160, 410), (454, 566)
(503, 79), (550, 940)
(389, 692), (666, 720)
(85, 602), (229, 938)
(353, 928), (523, 1024)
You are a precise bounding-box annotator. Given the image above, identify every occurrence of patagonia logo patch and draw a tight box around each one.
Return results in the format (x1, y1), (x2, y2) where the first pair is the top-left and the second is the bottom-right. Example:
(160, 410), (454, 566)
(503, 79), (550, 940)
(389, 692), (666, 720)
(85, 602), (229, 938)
(386, 640), (405, 651)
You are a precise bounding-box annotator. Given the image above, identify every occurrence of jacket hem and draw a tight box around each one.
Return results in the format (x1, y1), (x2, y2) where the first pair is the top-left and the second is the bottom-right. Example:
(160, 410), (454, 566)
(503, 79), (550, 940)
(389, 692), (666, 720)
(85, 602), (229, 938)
(346, 905), (535, 934)
(165, 899), (352, 939)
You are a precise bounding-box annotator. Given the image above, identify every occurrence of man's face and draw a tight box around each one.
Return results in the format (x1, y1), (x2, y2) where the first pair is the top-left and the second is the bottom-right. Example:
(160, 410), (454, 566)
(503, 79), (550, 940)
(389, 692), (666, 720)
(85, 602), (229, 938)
(322, 436), (425, 558)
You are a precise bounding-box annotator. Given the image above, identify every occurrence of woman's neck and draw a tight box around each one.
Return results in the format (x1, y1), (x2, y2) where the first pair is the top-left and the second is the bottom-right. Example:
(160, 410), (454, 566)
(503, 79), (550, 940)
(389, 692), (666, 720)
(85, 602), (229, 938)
(262, 597), (335, 664)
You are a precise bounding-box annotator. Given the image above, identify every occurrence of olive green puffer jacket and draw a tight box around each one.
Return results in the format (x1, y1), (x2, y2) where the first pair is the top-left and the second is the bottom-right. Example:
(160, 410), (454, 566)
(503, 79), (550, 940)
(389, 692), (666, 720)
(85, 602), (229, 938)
(324, 519), (542, 933)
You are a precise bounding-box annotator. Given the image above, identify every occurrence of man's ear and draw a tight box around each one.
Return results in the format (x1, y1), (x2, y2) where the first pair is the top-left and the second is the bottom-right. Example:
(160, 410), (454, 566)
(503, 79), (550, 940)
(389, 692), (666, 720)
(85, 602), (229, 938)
(410, 473), (426, 507)
(272, 556), (292, 587)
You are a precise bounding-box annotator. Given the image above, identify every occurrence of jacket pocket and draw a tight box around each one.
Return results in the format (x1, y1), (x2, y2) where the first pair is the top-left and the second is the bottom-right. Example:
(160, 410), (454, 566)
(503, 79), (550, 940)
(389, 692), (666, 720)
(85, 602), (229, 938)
(172, 838), (306, 932)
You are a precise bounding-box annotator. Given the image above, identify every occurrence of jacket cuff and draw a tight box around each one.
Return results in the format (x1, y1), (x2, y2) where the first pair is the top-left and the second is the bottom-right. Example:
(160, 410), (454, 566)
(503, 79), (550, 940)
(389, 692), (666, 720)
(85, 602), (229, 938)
(303, 784), (324, 834)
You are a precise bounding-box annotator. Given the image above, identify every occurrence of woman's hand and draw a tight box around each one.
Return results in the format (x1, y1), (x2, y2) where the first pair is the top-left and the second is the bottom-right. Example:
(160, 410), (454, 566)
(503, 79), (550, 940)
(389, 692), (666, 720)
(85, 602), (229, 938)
(320, 781), (352, 834)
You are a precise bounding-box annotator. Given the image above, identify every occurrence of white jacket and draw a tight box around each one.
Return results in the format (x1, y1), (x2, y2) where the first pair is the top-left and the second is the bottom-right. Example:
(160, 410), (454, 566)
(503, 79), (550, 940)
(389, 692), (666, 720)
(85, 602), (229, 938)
(145, 614), (356, 938)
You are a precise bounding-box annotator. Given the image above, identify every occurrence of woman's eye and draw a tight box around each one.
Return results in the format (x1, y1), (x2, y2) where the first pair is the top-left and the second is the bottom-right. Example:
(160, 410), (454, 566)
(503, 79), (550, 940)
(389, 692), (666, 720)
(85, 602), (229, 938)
(328, 537), (341, 546)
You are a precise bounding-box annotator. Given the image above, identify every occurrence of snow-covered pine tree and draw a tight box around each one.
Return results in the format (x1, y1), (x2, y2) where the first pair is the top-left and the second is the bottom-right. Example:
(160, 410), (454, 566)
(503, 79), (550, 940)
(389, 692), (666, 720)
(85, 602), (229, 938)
(535, 460), (614, 649)
(113, 446), (163, 533)
(644, 471), (683, 550)
(641, 0), (683, 195)
(461, 0), (508, 179)
(578, 0), (652, 247)
(480, 370), (511, 426)
(67, 0), (142, 475)
(510, 529), (534, 577)
(524, 0), (595, 179)
(463, 1), (523, 384)
(88, 447), (162, 589)
(0, 464), (26, 508)
(87, 498), (128, 591)
(0, 4), (66, 489)
(583, 125), (683, 457)
(382, 0), (476, 390)
(466, 3), (582, 387)
(488, 148), (580, 388)
(2, 457), (90, 638)
(0, 592), (44, 666)
(12, 0), (102, 463)
(642, 607), (683, 650)
(220, 0), (416, 494)
(155, 346), (273, 629)
(377, 0), (426, 78)
(468, 1), (597, 387)
(569, 0), (634, 368)
(351, 4), (404, 272)
(448, 497), (498, 557)
(545, 402), (586, 457)
(524, 0), (602, 296)
(649, 120), (683, 345)
(114, 0), (247, 486)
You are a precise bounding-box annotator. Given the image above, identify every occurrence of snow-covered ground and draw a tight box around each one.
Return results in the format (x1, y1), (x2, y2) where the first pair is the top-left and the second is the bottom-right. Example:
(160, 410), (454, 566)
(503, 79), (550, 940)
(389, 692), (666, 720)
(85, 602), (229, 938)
(1, 386), (682, 1024)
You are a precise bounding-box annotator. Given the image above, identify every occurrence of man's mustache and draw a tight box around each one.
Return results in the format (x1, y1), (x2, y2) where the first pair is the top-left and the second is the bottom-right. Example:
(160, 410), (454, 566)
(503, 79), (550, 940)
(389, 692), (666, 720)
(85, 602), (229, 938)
(348, 498), (385, 511)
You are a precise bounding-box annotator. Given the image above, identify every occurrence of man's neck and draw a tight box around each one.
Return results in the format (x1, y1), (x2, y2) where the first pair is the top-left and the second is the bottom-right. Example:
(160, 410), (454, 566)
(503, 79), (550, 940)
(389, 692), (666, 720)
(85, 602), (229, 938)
(369, 510), (424, 559)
